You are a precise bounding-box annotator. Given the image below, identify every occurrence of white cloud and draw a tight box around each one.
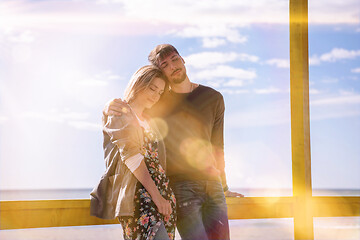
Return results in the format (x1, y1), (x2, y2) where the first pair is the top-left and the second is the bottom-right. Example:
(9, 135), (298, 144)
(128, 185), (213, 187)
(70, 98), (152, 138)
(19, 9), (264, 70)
(174, 25), (248, 46)
(192, 65), (256, 82)
(311, 109), (360, 121)
(225, 140), (292, 189)
(309, 0), (359, 24)
(223, 79), (248, 87)
(18, 110), (103, 131)
(101, 0), (359, 24)
(67, 121), (101, 131)
(351, 67), (360, 73)
(339, 89), (356, 95)
(219, 89), (249, 95)
(310, 94), (360, 106)
(185, 51), (258, 69)
(309, 56), (321, 66)
(227, 93), (360, 129)
(320, 48), (360, 62)
(205, 80), (224, 88)
(321, 77), (338, 83)
(237, 54), (259, 62)
(3, 28), (35, 43)
(254, 87), (282, 94)
(77, 79), (109, 87)
(186, 52), (237, 68)
(310, 48), (360, 65)
(0, 116), (9, 124)
(309, 88), (321, 95)
(20, 110), (89, 123)
(77, 70), (122, 87)
(202, 38), (226, 48)
(226, 101), (291, 128)
(96, 0), (124, 4)
(95, 70), (122, 80)
(1, 0), (358, 46)
(265, 58), (290, 68)
(306, 90), (360, 121)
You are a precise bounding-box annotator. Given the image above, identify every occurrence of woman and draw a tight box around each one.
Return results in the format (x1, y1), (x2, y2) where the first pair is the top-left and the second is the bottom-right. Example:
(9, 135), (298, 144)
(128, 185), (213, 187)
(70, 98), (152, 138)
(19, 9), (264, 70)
(90, 65), (176, 240)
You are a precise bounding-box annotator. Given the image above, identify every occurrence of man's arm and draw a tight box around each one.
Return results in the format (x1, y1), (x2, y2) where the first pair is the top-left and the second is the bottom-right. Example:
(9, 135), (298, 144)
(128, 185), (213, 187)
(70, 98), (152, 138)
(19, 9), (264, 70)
(211, 93), (227, 190)
(212, 93), (244, 198)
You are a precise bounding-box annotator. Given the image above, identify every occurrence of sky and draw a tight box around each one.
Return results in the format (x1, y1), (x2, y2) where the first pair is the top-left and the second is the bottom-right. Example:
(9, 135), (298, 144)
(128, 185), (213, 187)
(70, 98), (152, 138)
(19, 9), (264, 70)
(0, 0), (359, 194)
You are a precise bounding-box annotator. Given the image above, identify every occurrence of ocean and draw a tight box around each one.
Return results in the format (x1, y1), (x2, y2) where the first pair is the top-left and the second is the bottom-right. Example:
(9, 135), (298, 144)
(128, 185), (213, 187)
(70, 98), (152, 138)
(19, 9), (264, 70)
(1, 188), (359, 240)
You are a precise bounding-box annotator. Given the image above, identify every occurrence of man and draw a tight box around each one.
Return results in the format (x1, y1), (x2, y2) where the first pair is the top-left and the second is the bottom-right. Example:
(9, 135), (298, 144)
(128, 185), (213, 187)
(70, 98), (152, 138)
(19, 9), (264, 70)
(104, 44), (243, 240)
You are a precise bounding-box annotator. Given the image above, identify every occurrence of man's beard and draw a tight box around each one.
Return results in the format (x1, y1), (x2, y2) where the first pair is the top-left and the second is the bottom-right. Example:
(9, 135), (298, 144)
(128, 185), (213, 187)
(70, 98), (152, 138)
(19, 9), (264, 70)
(171, 71), (187, 84)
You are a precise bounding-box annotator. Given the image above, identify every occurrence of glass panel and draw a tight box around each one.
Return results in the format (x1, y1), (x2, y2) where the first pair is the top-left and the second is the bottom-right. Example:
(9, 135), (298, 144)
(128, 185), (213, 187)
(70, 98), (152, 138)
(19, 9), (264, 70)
(0, 225), (122, 240)
(229, 219), (294, 240)
(0, 1), (292, 198)
(0, 220), (296, 240)
(1, 218), (358, 239)
(314, 217), (360, 240)
(308, 0), (360, 196)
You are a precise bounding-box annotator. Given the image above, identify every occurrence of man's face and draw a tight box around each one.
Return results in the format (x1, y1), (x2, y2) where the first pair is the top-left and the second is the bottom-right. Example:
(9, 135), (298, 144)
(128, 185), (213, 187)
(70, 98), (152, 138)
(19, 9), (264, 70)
(158, 52), (187, 85)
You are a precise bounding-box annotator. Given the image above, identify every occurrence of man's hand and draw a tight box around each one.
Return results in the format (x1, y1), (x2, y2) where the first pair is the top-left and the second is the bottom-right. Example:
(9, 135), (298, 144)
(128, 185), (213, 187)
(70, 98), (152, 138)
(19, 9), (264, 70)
(103, 98), (129, 116)
(224, 190), (244, 198)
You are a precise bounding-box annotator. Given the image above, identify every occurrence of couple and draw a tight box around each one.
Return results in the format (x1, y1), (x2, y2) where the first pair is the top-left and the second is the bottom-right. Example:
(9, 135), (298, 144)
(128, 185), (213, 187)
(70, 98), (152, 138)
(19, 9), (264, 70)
(91, 44), (243, 240)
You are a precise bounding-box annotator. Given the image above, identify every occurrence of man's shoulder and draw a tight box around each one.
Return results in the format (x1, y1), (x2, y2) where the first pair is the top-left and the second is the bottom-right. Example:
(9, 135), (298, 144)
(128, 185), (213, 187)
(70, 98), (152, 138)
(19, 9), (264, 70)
(197, 84), (223, 99)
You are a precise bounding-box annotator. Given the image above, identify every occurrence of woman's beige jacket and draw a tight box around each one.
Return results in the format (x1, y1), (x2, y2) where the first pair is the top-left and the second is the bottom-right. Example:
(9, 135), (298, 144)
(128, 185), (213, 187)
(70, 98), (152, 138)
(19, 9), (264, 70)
(90, 111), (166, 219)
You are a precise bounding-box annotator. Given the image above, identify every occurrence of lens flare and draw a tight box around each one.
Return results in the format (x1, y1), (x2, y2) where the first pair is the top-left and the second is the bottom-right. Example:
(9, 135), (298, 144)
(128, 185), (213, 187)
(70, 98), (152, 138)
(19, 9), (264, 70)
(149, 117), (168, 141)
(179, 137), (220, 176)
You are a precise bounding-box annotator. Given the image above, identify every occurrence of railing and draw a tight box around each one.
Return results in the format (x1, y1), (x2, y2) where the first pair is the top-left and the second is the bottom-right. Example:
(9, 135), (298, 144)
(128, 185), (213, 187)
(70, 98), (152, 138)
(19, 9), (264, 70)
(1, 197), (359, 230)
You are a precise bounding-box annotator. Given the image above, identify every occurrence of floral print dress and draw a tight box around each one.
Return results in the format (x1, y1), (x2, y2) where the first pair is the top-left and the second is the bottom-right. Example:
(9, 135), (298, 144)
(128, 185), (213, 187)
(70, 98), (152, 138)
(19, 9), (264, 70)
(119, 126), (176, 240)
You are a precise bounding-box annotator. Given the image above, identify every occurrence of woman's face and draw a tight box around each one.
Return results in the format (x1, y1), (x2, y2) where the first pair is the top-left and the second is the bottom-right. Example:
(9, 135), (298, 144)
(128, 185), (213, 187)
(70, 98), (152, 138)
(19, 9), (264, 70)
(135, 77), (165, 109)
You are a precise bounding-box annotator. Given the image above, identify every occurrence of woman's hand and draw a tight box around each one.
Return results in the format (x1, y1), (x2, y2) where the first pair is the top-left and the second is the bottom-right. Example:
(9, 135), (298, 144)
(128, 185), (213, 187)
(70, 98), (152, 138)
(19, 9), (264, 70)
(153, 195), (172, 217)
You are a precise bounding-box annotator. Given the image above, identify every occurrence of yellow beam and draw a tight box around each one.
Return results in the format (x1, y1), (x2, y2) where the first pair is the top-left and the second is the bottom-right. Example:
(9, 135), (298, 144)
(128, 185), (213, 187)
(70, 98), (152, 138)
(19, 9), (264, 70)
(226, 197), (294, 219)
(1, 197), (359, 230)
(312, 197), (360, 217)
(0, 199), (117, 230)
(289, 0), (313, 239)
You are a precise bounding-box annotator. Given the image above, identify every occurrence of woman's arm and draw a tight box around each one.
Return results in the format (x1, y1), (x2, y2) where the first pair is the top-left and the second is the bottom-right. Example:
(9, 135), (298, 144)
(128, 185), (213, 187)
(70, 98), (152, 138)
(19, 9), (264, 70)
(132, 160), (172, 216)
(104, 115), (172, 216)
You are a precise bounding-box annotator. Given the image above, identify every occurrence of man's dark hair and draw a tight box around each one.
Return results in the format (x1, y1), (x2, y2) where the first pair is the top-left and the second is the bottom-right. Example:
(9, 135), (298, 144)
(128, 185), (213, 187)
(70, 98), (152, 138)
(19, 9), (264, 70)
(148, 44), (180, 67)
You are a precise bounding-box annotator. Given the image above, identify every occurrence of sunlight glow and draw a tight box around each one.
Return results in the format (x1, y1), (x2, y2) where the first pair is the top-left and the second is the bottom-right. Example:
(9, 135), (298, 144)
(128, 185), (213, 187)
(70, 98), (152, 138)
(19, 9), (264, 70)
(180, 138), (220, 176)
(149, 118), (169, 141)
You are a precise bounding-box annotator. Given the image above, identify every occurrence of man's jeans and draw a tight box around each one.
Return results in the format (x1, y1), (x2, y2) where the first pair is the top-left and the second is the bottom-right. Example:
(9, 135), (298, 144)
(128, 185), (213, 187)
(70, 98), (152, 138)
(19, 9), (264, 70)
(153, 221), (170, 240)
(171, 180), (230, 240)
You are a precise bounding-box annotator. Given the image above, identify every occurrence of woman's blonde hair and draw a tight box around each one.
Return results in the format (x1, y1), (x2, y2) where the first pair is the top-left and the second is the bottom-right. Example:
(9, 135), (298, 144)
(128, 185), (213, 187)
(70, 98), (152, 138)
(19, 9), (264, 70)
(124, 65), (166, 103)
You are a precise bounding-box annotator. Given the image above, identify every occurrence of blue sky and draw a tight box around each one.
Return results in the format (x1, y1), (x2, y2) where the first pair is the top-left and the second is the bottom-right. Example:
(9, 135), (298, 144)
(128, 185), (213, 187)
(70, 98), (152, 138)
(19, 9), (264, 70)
(0, 0), (359, 193)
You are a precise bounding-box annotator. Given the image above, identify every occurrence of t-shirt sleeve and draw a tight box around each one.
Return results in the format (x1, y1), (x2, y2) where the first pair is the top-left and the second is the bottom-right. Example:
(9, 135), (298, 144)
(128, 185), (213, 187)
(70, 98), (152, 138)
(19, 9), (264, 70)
(211, 93), (228, 191)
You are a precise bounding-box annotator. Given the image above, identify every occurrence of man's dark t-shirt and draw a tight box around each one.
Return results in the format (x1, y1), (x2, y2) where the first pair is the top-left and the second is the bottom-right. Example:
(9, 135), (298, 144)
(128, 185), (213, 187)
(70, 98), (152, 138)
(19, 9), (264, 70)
(146, 85), (227, 189)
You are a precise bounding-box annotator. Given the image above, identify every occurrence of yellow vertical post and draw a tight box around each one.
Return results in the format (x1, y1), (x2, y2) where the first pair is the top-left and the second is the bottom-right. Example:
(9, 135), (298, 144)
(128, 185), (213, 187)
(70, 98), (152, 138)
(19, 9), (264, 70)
(289, 0), (314, 239)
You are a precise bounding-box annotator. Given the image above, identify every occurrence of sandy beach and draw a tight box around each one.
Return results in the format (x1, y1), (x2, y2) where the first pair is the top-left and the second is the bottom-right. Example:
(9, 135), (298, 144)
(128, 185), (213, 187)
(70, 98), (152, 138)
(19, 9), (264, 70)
(1, 217), (359, 240)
